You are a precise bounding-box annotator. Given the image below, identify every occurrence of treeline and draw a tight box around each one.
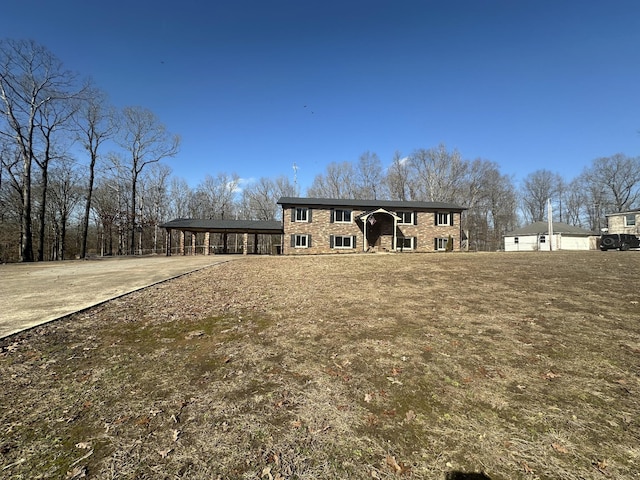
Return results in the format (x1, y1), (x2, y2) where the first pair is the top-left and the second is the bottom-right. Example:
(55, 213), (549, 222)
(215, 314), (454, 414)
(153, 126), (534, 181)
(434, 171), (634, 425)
(2, 39), (639, 262)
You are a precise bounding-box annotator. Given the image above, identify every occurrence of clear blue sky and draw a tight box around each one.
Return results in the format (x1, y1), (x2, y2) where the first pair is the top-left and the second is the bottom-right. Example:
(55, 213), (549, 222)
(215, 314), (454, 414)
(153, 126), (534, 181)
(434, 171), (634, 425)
(3, 0), (639, 192)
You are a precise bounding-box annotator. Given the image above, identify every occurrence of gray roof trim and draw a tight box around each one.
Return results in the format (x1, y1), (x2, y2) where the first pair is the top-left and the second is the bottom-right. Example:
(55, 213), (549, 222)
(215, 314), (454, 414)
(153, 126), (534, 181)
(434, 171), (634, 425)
(504, 221), (597, 236)
(277, 196), (466, 211)
(605, 208), (640, 217)
(160, 218), (283, 234)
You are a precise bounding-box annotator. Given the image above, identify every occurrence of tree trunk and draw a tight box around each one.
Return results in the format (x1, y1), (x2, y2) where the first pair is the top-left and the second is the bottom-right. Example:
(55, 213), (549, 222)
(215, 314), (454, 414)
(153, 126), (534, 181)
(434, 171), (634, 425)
(80, 155), (96, 258)
(20, 155), (33, 262)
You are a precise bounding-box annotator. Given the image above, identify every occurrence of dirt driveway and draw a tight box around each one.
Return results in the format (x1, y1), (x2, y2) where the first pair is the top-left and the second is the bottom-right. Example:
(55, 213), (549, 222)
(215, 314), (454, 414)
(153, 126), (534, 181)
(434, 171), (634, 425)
(0, 255), (235, 339)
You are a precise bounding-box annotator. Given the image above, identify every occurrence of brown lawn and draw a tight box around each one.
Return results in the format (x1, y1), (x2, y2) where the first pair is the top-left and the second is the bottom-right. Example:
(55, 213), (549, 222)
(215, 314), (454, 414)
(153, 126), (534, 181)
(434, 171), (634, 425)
(1, 252), (639, 479)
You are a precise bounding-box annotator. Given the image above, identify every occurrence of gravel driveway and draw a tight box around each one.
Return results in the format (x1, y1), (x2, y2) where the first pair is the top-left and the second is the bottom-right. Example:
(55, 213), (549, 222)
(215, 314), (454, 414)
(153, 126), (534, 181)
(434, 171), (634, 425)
(0, 255), (234, 338)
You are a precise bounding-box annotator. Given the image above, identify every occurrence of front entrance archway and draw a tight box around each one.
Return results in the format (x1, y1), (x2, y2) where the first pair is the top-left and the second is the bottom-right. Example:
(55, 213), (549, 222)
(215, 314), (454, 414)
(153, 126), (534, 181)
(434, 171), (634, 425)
(358, 208), (400, 252)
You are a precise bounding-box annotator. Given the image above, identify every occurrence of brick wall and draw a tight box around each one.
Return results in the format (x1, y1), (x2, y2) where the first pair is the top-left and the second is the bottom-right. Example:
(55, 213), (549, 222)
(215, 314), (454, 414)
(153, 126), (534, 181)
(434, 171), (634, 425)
(282, 206), (462, 254)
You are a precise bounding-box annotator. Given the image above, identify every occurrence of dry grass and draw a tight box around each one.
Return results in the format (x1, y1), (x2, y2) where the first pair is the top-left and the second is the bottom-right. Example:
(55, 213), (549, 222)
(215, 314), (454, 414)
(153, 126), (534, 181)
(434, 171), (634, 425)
(1, 252), (639, 479)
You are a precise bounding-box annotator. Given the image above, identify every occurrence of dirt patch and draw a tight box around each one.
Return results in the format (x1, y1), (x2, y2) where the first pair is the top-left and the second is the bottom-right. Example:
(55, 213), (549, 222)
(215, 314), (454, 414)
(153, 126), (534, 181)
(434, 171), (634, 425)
(1, 252), (639, 479)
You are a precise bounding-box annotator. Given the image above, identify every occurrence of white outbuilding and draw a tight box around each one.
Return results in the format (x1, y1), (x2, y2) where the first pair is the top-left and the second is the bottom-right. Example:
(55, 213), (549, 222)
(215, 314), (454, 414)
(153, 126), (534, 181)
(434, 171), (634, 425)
(504, 221), (598, 251)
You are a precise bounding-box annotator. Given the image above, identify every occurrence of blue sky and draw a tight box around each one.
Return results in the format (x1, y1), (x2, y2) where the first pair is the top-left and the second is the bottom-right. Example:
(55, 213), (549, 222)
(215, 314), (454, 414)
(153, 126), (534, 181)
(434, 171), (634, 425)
(2, 0), (640, 192)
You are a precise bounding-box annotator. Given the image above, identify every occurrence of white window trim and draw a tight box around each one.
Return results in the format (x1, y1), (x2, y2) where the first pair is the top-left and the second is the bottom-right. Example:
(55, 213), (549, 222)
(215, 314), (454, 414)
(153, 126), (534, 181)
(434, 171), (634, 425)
(624, 214), (636, 227)
(334, 209), (352, 223)
(333, 235), (354, 249)
(295, 208), (308, 223)
(295, 234), (309, 248)
(436, 212), (450, 226)
(398, 237), (414, 250)
(436, 237), (448, 251)
(397, 212), (414, 225)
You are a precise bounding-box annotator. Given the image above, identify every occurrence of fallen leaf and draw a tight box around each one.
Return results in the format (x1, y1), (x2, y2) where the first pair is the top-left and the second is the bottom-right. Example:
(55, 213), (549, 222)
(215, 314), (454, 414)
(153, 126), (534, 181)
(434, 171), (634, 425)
(364, 393), (373, 403)
(386, 455), (402, 473)
(172, 429), (181, 442)
(385, 455), (411, 475)
(523, 462), (535, 474)
(158, 448), (172, 458)
(66, 465), (87, 479)
(405, 410), (416, 423)
(75, 442), (91, 450)
(545, 371), (561, 379)
(262, 465), (273, 480)
(593, 458), (608, 472)
(552, 442), (569, 454)
(386, 377), (403, 385)
(291, 419), (302, 428)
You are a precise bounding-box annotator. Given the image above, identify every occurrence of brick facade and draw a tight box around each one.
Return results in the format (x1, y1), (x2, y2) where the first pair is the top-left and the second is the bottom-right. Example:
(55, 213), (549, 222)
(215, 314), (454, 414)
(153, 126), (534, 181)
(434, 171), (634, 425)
(605, 210), (640, 235)
(280, 200), (464, 255)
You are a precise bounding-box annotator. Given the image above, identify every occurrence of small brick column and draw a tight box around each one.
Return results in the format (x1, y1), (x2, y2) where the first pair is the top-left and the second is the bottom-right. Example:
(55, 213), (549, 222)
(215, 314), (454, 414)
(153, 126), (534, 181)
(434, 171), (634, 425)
(204, 232), (211, 255)
(179, 230), (186, 255)
(243, 233), (248, 255)
(191, 232), (196, 255)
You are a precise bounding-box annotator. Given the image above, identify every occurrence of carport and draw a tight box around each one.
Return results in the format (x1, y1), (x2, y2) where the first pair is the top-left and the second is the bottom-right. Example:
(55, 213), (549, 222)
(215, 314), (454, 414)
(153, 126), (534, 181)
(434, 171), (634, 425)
(160, 219), (284, 255)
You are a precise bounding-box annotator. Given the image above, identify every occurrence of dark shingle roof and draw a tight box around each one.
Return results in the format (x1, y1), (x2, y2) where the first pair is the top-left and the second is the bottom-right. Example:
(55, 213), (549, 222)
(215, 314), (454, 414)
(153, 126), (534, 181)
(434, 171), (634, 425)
(277, 196), (465, 211)
(505, 221), (597, 236)
(159, 219), (282, 233)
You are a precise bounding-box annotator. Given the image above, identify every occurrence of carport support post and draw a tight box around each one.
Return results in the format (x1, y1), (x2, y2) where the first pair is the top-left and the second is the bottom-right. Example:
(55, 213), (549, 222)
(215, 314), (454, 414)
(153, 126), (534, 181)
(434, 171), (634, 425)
(243, 233), (248, 255)
(179, 231), (186, 255)
(254, 233), (258, 254)
(165, 228), (172, 256)
(204, 232), (211, 255)
(191, 232), (196, 255)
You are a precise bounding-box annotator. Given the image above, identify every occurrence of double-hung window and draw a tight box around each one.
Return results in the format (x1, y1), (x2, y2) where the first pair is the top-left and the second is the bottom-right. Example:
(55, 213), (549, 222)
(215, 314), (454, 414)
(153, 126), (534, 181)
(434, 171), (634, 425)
(435, 237), (449, 251)
(292, 234), (310, 248)
(332, 209), (352, 223)
(295, 207), (309, 222)
(398, 237), (414, 250)
(397, 211), (414, 225)
(436, 212), (451, 226)
(625, 214), (636, 227)
(330, 235), (355, 249)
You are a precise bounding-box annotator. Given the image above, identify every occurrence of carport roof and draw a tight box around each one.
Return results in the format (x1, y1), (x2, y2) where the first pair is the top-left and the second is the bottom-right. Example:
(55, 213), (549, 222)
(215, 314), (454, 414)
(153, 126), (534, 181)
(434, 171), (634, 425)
(160, 218), (283, 234)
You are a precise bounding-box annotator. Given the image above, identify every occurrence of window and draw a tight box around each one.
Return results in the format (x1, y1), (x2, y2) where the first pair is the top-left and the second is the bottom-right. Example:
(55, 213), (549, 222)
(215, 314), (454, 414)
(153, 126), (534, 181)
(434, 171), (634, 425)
(398, 237), (414, 250)
(334, 209), (351, 223)
(331, 235), (355, 249)
(625, 214), (636, 227)
(295, 207), (308, 222)
(397, 211), (414, 225)
(436, 212), (451, 226)
(291, 234), (310, 248)
(435, 237), (449, 251)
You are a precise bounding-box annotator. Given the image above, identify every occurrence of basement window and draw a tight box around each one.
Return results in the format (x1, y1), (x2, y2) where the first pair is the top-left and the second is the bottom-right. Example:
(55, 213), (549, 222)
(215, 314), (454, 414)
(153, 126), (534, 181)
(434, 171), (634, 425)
(292, 234), (309, 248)
(330, 235), (355, 249)
(435, 237), (449, 251)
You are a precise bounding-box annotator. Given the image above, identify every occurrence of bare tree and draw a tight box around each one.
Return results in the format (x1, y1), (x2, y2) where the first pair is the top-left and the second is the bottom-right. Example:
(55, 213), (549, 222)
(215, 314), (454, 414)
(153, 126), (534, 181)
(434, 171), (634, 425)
(116, 106), (180, 255)
(582, 154), (640, 213)
(47, 157), (82, 260)
(520, 169), (562, 222)
(0, 39), (78, 261)
(195, 172), (240, 219)
(167, 176), (193, 219)
(385, 151), (411, 201)
(74, 86), (117, 258)
(409, 144), (467, 203)
(307, 161), (357, 198)
(139, 163), (171, 253)
(354, 151), (383, 200)
(244, 175), (297, 221)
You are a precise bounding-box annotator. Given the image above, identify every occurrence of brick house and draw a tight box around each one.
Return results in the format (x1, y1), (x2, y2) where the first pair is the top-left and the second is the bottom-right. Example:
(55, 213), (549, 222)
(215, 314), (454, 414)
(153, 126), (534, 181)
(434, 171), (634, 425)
(604, 209), (640, 235)
(277, 197), (466, 254)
